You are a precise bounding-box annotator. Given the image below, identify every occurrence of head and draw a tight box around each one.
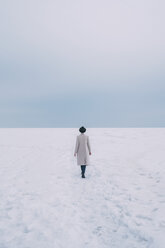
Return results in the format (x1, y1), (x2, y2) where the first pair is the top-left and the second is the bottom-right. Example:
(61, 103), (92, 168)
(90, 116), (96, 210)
(79, 126), (86, 133)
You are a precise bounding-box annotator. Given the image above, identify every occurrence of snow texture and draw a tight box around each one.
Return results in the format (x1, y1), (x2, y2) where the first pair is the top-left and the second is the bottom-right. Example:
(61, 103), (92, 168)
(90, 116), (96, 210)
(0, 128), (165, 248)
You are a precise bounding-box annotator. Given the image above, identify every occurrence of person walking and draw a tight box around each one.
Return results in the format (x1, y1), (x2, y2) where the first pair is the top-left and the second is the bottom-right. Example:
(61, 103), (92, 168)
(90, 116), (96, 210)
(74, 126), (92, 178)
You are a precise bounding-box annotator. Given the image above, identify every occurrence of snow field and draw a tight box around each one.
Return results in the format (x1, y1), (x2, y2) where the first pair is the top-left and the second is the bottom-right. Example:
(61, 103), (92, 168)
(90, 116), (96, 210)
(0, 128), (165, 248)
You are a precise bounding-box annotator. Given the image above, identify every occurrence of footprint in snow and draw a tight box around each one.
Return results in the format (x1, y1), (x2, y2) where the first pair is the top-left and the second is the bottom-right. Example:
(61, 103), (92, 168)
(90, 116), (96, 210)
(136, 215), (152, 221)
(93, 226), (103, 236)
(160, 221), (165, 228)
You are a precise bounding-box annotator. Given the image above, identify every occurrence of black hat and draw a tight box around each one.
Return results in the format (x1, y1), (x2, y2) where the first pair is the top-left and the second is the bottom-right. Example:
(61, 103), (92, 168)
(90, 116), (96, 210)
(79, 126), (86, 133)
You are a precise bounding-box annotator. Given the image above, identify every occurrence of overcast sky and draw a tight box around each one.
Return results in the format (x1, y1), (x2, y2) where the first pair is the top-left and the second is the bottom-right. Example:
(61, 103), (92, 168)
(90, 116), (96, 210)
(0, 0), (165, 127)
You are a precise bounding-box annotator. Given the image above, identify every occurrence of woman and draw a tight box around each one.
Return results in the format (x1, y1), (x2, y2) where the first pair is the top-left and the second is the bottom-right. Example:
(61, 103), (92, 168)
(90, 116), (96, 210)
(74, 126), (92, 178)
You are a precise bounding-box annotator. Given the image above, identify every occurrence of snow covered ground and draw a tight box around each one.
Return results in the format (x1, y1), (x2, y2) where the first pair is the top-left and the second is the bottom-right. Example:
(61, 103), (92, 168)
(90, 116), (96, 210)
(0, 128), (165, 248)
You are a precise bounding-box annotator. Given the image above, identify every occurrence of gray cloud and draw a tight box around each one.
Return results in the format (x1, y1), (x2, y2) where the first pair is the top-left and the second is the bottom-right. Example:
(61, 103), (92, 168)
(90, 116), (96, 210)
(0, 0), (165, 127)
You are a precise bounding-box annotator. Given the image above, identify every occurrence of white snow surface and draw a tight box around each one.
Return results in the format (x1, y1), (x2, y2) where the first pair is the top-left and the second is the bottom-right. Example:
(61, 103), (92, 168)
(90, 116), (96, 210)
(0, 128), (165, 248)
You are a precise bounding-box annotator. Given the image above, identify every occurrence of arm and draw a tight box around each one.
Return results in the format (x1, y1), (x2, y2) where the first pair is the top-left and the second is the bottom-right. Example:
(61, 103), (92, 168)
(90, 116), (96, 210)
(87, 136), (91, 155)
(74, 136), (79, 156)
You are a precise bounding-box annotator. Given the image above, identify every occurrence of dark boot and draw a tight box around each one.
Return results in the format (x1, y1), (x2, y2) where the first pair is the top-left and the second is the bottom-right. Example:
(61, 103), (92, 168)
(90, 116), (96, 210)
(82, 173), (85, 178)
(81, 165), (86, 178)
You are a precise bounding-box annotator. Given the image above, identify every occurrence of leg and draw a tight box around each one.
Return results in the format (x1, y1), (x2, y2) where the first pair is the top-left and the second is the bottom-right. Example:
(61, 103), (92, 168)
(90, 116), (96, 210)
(81, 165), (86, 178)
(81, 165), (83, 174)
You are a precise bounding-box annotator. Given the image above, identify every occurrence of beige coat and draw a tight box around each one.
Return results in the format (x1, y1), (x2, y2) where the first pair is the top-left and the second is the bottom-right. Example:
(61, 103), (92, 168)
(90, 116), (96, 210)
(74, 134), (91, 165)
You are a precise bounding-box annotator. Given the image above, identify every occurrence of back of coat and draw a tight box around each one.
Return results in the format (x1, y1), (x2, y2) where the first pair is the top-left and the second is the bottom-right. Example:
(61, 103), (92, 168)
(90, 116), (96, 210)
(74, 134), (91, 165)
